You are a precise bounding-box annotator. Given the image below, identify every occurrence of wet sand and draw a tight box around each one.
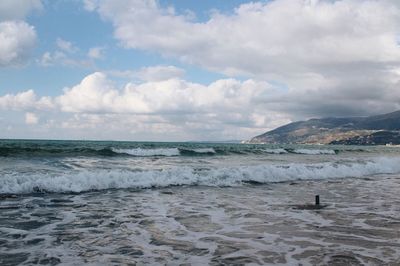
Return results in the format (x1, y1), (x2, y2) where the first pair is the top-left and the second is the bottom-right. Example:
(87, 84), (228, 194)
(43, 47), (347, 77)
(1, 174), (400, 265)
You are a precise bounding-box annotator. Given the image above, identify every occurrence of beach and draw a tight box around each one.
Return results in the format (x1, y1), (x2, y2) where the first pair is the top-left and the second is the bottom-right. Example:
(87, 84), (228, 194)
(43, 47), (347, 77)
(1, 140), (400, 265)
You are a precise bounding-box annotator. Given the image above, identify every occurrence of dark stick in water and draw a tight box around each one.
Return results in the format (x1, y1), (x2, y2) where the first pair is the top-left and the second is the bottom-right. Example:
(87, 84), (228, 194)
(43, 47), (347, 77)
(315, 195), (320, 206)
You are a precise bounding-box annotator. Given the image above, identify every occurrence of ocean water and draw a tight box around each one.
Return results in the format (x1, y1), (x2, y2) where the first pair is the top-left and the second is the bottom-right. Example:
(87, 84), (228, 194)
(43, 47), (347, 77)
(1, 140), (400, 265)
(1, 140), (400, 194)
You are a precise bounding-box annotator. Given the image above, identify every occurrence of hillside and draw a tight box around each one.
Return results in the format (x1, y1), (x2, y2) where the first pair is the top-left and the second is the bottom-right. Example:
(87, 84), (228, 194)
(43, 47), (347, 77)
(249, 110), (400, 145)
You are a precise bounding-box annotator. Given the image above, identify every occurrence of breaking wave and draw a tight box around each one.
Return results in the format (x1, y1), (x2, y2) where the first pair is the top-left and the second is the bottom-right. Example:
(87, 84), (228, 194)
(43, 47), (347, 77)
(111, 148), (181, 157)
(0, 146), (366, 158)
(112, 148), (217, 157)
(263, 148), (288, 154)
(2, 157), (400, 194)
(0, 146), (217, 157)
(291, 149), (337, 155)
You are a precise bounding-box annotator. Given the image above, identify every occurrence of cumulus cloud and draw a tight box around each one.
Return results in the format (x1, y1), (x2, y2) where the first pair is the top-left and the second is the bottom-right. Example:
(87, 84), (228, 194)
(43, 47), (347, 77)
(56, 72), (275, 115)
(0, 0), (42, 21)
(3, 0), (400, 140)
(60, 72), (291, 139)
(0, 0), (40, 67)
(86, 0), (400, 76)
(0, 21), (37, 67)
(0, 89), (53, 111)
(0, 70), (291, 140)
(53, 71), (400, 138)
(0, 90), (36, 110)
(3, 67), (400, 140)
(84, 0), (400, 118)
(25, 112), (39, 125)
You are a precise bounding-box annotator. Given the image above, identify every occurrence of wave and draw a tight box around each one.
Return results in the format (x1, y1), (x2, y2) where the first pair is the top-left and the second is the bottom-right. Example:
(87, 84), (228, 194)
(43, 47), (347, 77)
(263, 148), (288, 154)
(112, 148), (217, 157)
(0, 145), (367, 158)
(179, 148), (217, 156)
(291, 149), (337, 155)
(2, 157), (400, 194)
(0, 146), (214, 158)
(192, 148), (216, 154)
(111, 148), (180, 157)
(259, 148), (335, 155)
(0, 146), (117, 157)
(0, 146), (220, 158)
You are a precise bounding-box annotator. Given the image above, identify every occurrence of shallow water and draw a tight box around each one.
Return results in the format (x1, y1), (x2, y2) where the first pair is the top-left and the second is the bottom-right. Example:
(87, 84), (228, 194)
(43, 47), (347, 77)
(1, 175), (400, 265)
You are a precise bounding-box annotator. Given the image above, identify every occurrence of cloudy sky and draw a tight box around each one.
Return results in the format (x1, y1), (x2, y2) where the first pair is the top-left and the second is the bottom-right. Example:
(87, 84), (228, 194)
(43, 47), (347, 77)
(1, 0), (400, 141)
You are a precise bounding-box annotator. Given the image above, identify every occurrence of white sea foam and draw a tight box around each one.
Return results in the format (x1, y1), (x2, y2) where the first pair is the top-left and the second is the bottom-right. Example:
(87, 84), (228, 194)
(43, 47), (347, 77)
(263, 148), (288, 154)
(111, 147), (216, 156)
(191, 148), (216, 153)
(292, 149), (336, 155)
(1, 157), (400, 194)
(111, 147), (180, 157)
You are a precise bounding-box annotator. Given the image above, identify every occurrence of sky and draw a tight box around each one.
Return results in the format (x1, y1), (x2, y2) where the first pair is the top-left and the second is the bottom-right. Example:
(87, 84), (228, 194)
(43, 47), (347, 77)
(1, 0), (400, 141)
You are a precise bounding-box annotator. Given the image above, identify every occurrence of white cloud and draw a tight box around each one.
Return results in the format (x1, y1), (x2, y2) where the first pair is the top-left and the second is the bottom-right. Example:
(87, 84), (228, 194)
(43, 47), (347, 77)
(55, 112), (289, 141)
(0, 89), (53, 111)
(87, 0), (400, 77)
(106, 65), (185, 81)
(0, 90), (36, 110)
(37, 50), (93, 68)
(83, 0), (400, 119)
(38, 40), (98, 68)
(0, 21), (37, 67)
(56, 72), (275, 115)
(88, 46), (105, 59)
(25, 112), (38, 125)
(37, 51), (66, 66)
(52, 72), (292, 139)
(0, 69), (292, 140)
(56, 38), (78, 53)
(0, 0), (42, 21)
(135, 65), (185, 81)
(0, 1), (40, 67)
(2, 62), (400, 140)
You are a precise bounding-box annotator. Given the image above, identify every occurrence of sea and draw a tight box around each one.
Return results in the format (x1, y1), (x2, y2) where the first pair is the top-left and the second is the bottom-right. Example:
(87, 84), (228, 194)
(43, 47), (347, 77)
(1, 140), (400, 265)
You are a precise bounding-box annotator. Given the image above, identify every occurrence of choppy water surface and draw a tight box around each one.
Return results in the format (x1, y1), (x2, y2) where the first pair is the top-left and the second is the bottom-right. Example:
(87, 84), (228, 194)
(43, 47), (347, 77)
(1, 140), (400, 265)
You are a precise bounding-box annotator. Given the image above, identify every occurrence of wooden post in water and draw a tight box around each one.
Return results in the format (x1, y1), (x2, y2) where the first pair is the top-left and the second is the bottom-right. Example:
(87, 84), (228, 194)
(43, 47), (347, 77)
(315, 195), (320, 206)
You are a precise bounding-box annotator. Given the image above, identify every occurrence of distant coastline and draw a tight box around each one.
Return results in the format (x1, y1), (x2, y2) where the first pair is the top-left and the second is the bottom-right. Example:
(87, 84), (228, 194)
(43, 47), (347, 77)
(248, 110), (400, 145)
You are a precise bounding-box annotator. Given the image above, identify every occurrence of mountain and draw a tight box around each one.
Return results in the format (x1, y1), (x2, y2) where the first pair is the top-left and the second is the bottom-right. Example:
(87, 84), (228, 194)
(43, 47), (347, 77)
(249, 110), (400, 145)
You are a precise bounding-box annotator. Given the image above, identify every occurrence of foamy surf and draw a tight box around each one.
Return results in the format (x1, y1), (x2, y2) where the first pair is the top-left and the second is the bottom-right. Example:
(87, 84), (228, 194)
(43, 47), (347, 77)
(263, 148), (288, 154)
(2, 157), (400, 194)
(291, 149), (337, 155)
(110, 147), (217, 157)
(111, 147), (181, 157)
(192, 148), (216, 153)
